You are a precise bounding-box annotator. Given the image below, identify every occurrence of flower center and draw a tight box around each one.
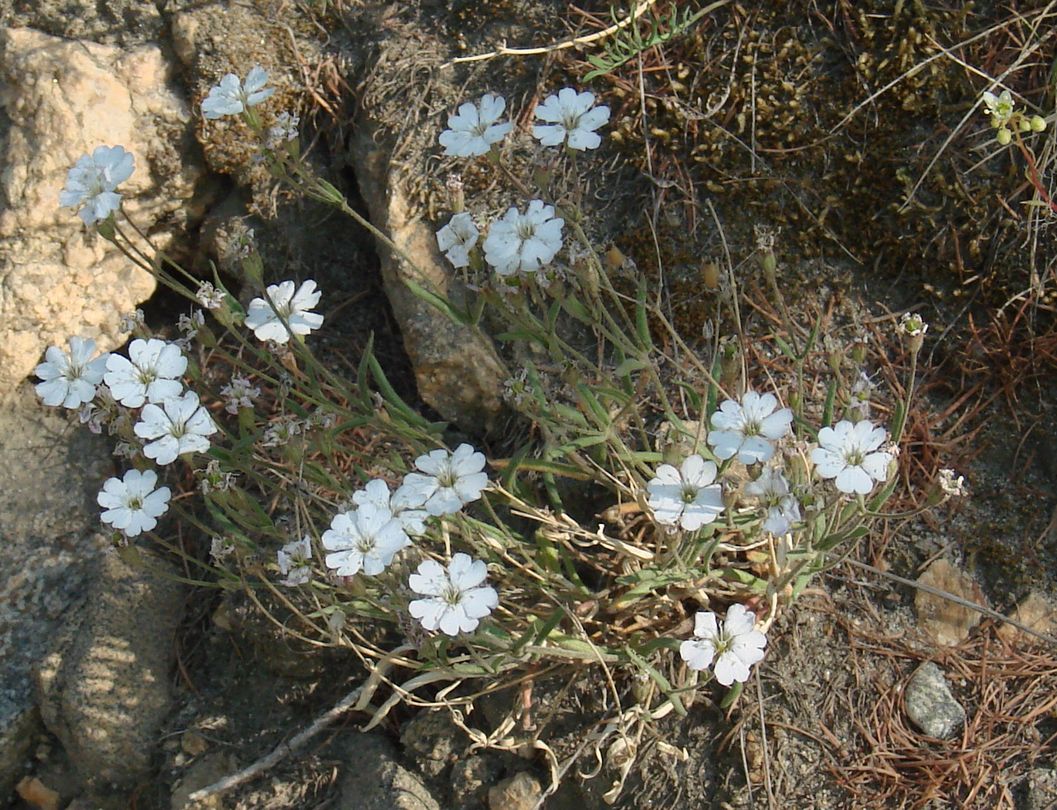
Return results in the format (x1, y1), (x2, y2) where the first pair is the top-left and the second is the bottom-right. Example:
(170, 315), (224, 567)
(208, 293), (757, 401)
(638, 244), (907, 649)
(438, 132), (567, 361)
(355, 535), (376, 555)
(742, 418), (761, 437)
(436, 462), (458, 489)
(137, 367), (157, 385)
(844, 448), (864, 466)
(710, 631), (732, 656)
(681, 484), (698, 504)
(442, 584), (462, 606)
(127, 496), (143, 511)
(561, 112), (581, 130)
(515, 221), (536, 240)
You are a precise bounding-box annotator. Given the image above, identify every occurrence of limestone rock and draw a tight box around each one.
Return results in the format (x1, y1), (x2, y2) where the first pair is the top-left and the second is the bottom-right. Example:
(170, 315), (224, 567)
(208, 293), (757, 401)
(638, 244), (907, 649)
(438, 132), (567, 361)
(0, 27), (203, 392)
(488, 771), (544, 810)
(349, 123), (507, 433)
(904, 661), (965, 739)
(913, 558), (985, 646)
(336, 733), (442, 810)
(0, 384), (112, 797)
(34, 548), (185, 787)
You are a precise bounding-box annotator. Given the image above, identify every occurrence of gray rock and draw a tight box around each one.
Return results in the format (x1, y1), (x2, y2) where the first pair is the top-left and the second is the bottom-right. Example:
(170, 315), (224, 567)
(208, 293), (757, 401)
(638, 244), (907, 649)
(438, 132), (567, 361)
(335, 732), (442, 810)
(400, 709), (463, 779)
(904, 661), (965, 739)
(488, 771), (543, 810)
(349, 122), (507, 434)
(1027, 767), (1057, 810)
(0, 385), (111, 797)
(451, 754), (502, 809)
(34, 548), (185, 787)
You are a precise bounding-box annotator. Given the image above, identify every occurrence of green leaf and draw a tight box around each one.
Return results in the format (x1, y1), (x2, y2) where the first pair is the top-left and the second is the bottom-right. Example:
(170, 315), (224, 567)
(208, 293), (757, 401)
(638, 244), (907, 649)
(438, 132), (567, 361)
(402, 278), (471, 325)
(625, 646), (687, 716)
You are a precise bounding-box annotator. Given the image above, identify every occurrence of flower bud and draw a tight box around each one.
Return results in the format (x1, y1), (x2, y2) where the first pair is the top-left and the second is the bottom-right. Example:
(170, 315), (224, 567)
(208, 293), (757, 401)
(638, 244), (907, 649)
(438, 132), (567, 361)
(996, 127), (1012, 145)
(1019, 117), (1032, 132)
(604, 245), (625, 271)
(701, 260), (720, 290)
(1031, 115), (1047, 132)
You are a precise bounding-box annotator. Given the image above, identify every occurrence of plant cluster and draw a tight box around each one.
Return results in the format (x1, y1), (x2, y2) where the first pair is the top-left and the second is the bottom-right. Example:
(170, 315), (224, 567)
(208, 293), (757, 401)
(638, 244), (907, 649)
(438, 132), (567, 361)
(39, 64), (965, 796)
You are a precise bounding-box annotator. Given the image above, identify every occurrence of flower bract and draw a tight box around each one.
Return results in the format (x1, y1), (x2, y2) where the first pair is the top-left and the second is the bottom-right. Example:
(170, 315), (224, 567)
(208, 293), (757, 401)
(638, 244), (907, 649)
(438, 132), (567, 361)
(533, 87), (611, 151)
(708, 391), (792, 464)
(811, 419), (892, 495)
(34, 337), (109, 409)
(401, 443), (489, 516)
(244, 280), (324, 344)
(59, 145), (135, 225)
(439, 93), (512, 157)
(436, 212), (479, 268)
(483, 200), (564, 276)
(646, 454), (724, 531)
(201, 65), (275, 119)
(322, 502), (410, 576)
(97, 468), (171, 537)
(744, 467), (801, 535)
(408, 553), (498, 636)
(679, 604), (767, 686)
(104, 338), (187, 408)
(134, 391), (217, 465)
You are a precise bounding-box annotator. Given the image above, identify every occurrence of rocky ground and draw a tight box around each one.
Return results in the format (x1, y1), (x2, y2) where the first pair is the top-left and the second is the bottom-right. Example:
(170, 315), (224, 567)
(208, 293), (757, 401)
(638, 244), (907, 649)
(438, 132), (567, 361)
(2, 1), (1057, 809)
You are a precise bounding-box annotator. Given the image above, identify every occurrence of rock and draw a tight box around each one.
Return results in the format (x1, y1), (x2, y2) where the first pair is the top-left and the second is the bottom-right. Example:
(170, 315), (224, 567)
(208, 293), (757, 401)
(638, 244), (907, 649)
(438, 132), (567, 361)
(904, 662), (965, 739)
(14, 775), (61, 810)
(170, 751), (238, 810)
(1027, 767), (1057, 810)
(400, 709), (463, 779)
(0, 0), (164, 45)
(913, 559), (985, 646)
(488, 771), (543, 810)
(451, 754), (502, 809)
(997, 591), (1057, 644)
(336, 732), (442, 810)
(0, 385), (112, 797)
(349, 122), (507, 434)
(34, 548), (186, 787)
(0, 27), (203, 391)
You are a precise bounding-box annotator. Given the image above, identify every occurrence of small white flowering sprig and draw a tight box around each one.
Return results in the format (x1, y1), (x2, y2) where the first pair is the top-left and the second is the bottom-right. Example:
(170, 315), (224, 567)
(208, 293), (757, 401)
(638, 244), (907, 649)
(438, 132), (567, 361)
(680, 604), (767, 687)
(201, 65), (275, 121)
(134, 391), (218, 465)
(97, 468), (171, 538)
(439, 93), (513, 158)
(277, 536), (313, 587)
(59, 145), (135, 226)
(408, 553), (498, 636)
(483, 200), (565, 277)
(244, 280), (324, 344)
(402, 443), (489, 516)
(321, 502), (411, 576)
(352, 478), (430, 537)
(708, 391), (793, 464)
(744, 467), (801, 536)
(937, 468), (968, 499)
(646, 454), (725, 531)
(436, 212), (480, 269)
(981, 89), (1046, 146)
(104, 338), (187, 408)
(34, 337), (109, 409)
(811, 418), (893, 495)
(533, 87), (611, 151)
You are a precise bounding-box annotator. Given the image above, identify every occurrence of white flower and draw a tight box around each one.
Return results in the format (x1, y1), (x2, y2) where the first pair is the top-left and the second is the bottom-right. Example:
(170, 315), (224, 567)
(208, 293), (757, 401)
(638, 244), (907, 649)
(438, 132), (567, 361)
(244, 280), (324, 344)
(277, 536), (313, 587)
(220, 375), (261, 414)
(744, 468), (801, 535)
(59, 145), (135, 226)
(439, 93), (512, 157)
(646, 454), (725, 531)
(97, 468), (171, 538)
(938, 468), (968, 497)
(680, 604), (767, 686)
(267, 111), (299, 147)
(436, 212), (479, 268)
(322, 502), (410, 576)
(353, 478), (430, 536)
(708, 391), (793, 464)
(195, 281), (227, 310)
(483, 200), (565, 277)
(982, 89), (1015, 125)
(532, 87), (611, 151)
(201, 65), (275, 119)
(408, 553), (498, 636)
(897, 311), (928, 338)
(811, 419), (893, 495)
(34, 337), (109, 409)
(401, 443), (489, 516)
(104, 338), (187, 408)
(134, 391), (218, 465)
